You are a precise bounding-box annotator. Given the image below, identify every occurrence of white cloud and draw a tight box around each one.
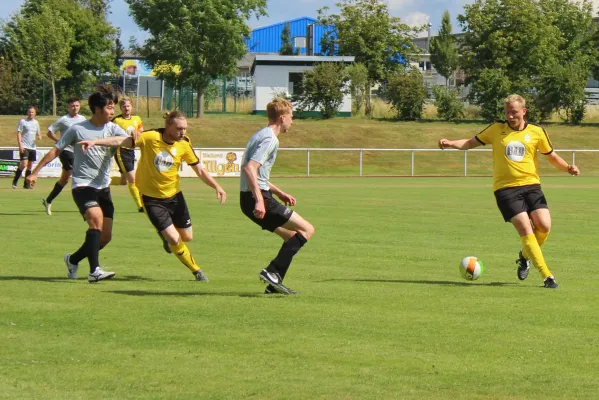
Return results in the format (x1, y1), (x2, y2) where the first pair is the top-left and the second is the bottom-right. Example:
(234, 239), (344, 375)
(386, 0), (414, 10)
(403, 11), (430, 27)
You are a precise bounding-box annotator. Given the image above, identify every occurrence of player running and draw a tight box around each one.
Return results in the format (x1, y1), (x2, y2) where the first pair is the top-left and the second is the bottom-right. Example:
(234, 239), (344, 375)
(12, 106), (41, 189)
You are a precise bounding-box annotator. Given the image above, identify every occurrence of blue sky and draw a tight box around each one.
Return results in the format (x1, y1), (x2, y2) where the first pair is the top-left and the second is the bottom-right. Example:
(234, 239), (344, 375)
(2, 0), (599, 43)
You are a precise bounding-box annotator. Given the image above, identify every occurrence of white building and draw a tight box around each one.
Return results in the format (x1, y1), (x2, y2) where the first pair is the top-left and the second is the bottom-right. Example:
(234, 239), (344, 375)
(251, 55), (355, 117)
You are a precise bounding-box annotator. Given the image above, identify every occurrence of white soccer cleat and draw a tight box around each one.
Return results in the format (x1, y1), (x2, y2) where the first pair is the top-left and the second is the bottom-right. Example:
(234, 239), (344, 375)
(64, 253), (79, 279)
(88, 267), (116, 283)
(41, 198), (52, 215)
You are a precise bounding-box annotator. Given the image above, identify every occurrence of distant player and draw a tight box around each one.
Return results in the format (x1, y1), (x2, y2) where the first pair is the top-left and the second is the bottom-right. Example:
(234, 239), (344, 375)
(438, 94), (580, 289)
(41, 97), (87, 215)
(12, 106), (41, 189)
(78, 111), (226, 282)
(112, 97), (144, 212)
(27, 85), (128, 283)
(240, 98), (315, 294)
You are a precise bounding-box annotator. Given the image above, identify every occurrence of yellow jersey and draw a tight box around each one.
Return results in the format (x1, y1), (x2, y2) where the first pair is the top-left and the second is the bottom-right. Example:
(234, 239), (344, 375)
(134, 129), (200, 199)
(475, 122), (553, 191)
(113, 115), (143, 148)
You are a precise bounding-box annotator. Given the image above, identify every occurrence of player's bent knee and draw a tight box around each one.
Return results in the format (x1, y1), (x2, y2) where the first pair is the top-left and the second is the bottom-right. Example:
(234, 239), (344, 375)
(300, 222), (315, 240)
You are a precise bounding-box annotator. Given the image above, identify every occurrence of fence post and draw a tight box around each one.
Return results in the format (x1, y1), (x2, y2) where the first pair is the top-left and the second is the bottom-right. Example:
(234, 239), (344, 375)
(464, 150), (467, 177)
(359, 149), (363, 176)
(572, 150), (576, 167)
(411, 150), (415, 177)
(307, 149), (310, 177)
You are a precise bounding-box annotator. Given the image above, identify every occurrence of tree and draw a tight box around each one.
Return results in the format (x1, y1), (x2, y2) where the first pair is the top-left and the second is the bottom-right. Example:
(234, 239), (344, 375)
(0, 56), (26, 114)
(11, 4), (74, 115)
(317, 0), (421, 117)
(114, 28), (124, 70)
(293, 62), (348, 119)
(126, 0), (267, 118)
(280, 23), (296, 55)
(458, 0), (596, 123)
(429, 10), (459, 87)
(383, 69), (427, 120)
(346, 63), (368, 115)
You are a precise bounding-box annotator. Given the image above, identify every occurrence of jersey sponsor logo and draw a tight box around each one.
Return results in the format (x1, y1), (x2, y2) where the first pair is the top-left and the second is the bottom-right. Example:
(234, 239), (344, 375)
(153, 151), (174, 172)
(505, 141), (526, 162)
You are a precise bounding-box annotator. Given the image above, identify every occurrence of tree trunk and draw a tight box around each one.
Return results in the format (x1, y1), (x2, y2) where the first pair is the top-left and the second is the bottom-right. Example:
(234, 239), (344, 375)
(196, 86), (204, 118)
(51, 77), (57, 116)
(364, 82), (373, 117)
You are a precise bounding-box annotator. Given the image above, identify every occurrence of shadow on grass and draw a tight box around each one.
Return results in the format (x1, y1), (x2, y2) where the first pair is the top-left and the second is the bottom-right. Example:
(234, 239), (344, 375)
(0, 275), (154, 282)
(0, 212), (41, 216)
(106, 290), (274, 298)
(322, 278), (519, 287)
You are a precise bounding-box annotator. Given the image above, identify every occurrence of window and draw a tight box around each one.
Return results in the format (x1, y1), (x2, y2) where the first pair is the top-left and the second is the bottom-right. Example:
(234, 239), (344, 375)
(288, 72), (304, 95)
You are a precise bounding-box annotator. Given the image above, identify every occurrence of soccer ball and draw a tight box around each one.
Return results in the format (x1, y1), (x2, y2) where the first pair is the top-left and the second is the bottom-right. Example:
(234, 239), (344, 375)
(459, 256), (484, 280)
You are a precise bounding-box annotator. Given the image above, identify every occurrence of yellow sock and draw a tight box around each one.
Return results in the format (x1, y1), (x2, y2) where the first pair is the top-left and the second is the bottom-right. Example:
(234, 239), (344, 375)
(169, 241), (200, 273)
(127, 182), (143, 209)
(523, 230), (550, 258)
(521, 234), (552, 279)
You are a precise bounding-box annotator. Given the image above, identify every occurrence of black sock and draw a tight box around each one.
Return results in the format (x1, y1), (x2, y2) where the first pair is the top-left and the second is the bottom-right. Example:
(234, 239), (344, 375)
(23, 170), (32, 188)
(270, 233), (308, 280)
(12, 168), (23, 185)
(46, 182), (65, 204)
(86, 229), (102, 273)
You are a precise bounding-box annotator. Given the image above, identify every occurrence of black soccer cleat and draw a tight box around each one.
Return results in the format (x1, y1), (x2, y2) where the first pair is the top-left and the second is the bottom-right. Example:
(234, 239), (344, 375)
(259, 269), (292, 295)
(516, 249), (531, 281)
(158, 232), (172, 254)
(543, 277), (559, 289)
(264, 284), (299, 295)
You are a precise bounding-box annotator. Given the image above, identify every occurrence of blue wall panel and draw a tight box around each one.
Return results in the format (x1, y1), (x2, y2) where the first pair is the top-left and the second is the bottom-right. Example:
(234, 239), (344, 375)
(245, 17), (329, 55)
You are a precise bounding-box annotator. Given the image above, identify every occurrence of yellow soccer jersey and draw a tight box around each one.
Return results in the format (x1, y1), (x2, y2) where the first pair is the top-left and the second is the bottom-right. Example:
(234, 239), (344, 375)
(475, 122), (553, 191)
(113, 115), (143, 147)
(134, 129), (200, 199)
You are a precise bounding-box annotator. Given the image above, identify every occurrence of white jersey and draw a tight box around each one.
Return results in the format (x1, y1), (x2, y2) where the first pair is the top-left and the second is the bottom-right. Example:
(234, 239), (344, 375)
(240, 127), (279, 192)
(17, 118), (40, 150)
(48, 114), (87, 152)
(56, 121), (127, 189)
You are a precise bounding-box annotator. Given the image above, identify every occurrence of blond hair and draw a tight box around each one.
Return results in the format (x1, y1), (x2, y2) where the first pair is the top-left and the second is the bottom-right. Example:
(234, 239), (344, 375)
(163, 110), (186, 125)
(267, 98), (293, 121)
(119, 96), (132, 107)
(504, 94), (526, 107)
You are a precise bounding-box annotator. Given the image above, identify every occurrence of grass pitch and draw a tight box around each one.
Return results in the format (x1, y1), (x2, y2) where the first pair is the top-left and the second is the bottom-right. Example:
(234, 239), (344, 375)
(1, 177), (598, 399)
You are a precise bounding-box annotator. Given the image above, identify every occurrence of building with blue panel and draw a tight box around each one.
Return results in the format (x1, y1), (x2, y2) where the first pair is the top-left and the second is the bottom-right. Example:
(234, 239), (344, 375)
(245, 17), (328, 55)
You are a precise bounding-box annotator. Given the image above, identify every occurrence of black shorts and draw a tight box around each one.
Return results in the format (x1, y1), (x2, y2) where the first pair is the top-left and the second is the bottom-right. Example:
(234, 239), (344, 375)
(142, 192), (192, 232)
(19, 149), (36, 162)
(115, 147), (135, 173)
(494, 184), (549, 222)
(59, 150), (74, 171)
(72, 187), (114, 219)
(240, 190), (293, 232)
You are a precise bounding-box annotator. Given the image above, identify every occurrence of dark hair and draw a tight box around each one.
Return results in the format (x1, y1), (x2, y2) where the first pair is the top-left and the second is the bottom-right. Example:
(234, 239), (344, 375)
(88, 85), (118, 113)
(27, 105), (36, 112)
(67, 96), (80, 104)
(163, 110), (186, 125)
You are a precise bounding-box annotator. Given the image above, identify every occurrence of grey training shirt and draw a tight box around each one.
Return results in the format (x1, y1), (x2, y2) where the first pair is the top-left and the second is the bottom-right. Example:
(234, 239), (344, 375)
(48, 114), (87, 152)
(240, 127), (279, 192)
(17, 118), (41, 150)
(56, 121), (127, 189)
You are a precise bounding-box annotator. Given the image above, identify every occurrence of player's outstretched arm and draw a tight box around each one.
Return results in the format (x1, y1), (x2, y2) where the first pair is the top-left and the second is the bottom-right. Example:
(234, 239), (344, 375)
(27, 147), (61, 188)
(269, 182), (296, 206)
(79, 136), (133, 152)
(190, 164), (227, 204)
(544, 151), (580, 176)
(438, 137), (481, 150)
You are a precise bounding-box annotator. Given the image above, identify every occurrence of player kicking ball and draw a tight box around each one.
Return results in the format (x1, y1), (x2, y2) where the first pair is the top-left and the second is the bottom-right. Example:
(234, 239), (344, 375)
(27, 86), (128, 283)
(78, 111), (226, 282)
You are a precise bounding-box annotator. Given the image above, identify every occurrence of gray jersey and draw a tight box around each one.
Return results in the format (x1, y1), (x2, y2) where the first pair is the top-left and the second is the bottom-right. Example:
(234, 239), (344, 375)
(240, 127), (279, 192)
(48, 114), (87, 152)
(56, 121), (127, 189)
(17, 118), (41, 150)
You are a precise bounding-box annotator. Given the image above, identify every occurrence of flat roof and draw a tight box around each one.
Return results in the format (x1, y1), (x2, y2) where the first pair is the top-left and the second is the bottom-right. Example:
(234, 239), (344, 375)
(254, 55), (355, 63)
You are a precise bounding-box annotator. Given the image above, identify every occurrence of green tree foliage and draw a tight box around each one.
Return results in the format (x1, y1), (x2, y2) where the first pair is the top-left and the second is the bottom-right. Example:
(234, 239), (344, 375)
(10, 4), (74, 116)
(0, 56), (26, 114)
(383, 69), (426, 120)
(429, 10), (459, 86)
(346, 63), (368, 115)
(317, 0), (421, 117)
(458, 0), (596, 123)
(280, 23), (297, 55)
(432, 86), (464, 121)
(293, 63), (348, 119)
(126, 0), (267, 117)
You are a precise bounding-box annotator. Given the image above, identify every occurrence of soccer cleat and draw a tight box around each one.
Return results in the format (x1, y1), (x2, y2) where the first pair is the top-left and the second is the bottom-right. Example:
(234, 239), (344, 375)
(138, 207), (144, 213)
(88, 267), (116, 283)
(12, 184), (17, 189)
(516, 249), (531, 281)
(543, 277), (559, 289)
(64, 253), (79, 279)
(194, 270), (209, 282)
(259, 269), (292, 294)
(264, 284), (298, 295)
(41, 198), (52, 215)
(158, 232), (172, 254)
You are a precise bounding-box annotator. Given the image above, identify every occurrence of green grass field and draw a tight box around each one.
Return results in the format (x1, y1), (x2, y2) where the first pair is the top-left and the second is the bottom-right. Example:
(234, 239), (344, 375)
(1, 177), (598, 399)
